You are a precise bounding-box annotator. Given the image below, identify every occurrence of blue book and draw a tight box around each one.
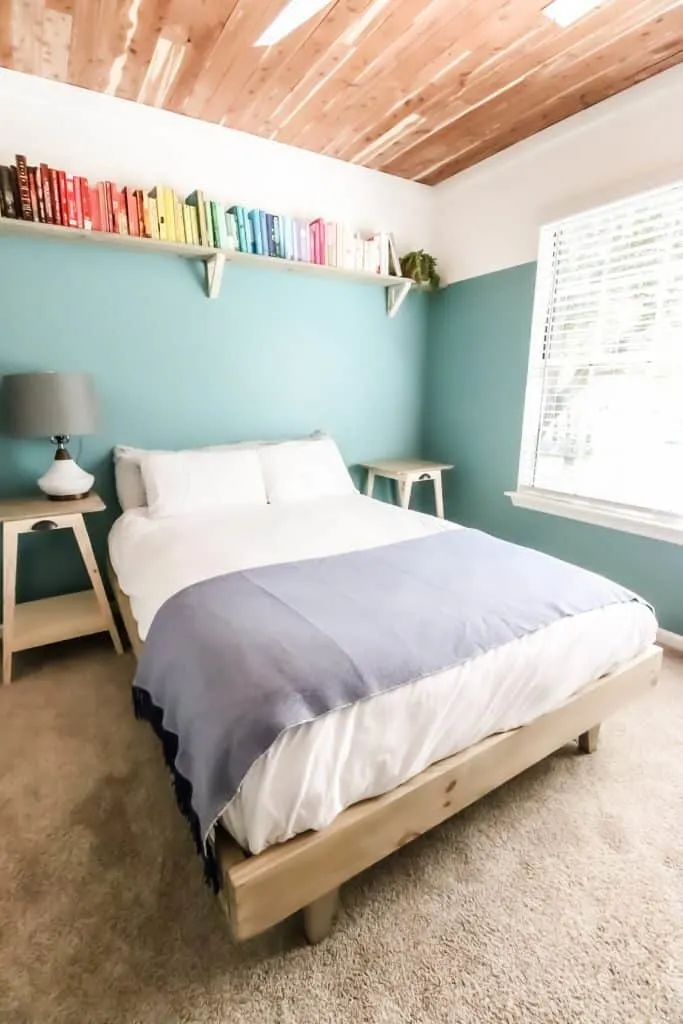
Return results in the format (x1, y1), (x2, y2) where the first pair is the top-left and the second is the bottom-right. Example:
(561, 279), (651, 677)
(259, 210), (269, 255)
(237, 207), (249, 252)
(265, 212), (276, 257)
(283, 216), (294, 259)
(244, 211), (255, 253)
(228, 206), (247, 252)
(224, 210), (238, 250)
(248, 209), (262, 254)
(273, 215), (282, 258)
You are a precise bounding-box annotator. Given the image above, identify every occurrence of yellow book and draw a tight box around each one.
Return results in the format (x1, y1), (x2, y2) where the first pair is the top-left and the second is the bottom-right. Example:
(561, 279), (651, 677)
(148, 196), (160, 240)
(188, 205), (199, 246)
(164, 187), (176, 242)
(149, 187), (167, 240)
(182, 204), (194, 246)
(175, 198), (186, 243)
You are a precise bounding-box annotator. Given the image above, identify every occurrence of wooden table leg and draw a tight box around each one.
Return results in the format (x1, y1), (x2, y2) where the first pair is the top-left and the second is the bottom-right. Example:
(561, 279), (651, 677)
(397, 477), (413, 509)
(433, 472), (445, 518)
(2, 522), (18, 685)
(71, 515), (124, 655)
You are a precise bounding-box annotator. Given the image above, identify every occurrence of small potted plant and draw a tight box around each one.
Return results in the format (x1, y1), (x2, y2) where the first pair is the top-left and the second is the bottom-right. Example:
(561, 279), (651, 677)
(399, 250), (440, 290)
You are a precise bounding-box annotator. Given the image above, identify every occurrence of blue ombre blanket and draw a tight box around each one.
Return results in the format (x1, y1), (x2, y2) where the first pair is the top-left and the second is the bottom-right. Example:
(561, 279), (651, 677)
(132, 528), (645, 880)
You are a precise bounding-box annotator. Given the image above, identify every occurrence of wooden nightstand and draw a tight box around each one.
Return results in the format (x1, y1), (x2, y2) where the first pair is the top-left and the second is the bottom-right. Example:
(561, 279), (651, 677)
(361, 459), (453, 518)
(1, 493), (123, 684)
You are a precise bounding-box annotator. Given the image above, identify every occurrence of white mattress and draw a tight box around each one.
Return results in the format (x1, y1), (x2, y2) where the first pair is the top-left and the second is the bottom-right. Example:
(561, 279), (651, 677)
(109, 495), (657, 854)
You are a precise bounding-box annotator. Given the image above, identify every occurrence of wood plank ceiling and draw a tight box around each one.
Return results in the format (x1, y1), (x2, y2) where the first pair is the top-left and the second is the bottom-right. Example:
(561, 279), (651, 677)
(2, 0), (682, 185)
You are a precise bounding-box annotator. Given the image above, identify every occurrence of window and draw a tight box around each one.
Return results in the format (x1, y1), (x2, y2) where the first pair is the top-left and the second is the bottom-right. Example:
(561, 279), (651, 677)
(509, 180), (683, 544)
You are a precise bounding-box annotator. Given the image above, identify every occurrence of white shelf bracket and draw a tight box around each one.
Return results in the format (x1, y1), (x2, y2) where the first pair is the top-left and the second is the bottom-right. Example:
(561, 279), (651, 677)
(386, 279), (412, 318)
(206, 252), (226, 298)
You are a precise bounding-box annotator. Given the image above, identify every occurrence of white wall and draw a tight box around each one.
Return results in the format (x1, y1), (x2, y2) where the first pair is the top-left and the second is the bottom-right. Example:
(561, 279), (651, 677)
(4, 63), (683, 283)
(434, 64), (683, 284)
(0, 69), (434, 254)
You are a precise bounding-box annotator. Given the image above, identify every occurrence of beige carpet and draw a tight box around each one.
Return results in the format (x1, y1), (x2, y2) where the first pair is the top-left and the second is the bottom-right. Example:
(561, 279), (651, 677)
(0, 638), (681, 1024)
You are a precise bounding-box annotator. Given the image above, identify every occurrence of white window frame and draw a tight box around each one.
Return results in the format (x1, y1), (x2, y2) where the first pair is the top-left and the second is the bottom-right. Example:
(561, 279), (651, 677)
(507, 181), (683, 546)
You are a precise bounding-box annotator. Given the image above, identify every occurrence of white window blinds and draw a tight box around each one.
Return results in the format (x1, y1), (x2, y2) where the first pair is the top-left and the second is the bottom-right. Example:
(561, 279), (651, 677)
(518, 180), (683, 518)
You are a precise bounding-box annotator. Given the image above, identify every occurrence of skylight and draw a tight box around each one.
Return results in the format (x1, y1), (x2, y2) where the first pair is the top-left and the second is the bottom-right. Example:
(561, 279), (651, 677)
(542, 0), (603, 27)
(255, 0), (334, 47)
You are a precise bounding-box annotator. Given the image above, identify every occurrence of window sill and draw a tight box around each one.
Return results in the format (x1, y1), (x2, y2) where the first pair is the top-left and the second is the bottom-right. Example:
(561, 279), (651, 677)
(506, 489), (683, 546)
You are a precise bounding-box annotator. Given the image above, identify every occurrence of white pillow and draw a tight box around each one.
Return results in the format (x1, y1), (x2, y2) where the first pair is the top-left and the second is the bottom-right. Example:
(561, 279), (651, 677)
(114, 445), (162, 510)
(113, 441), (264, 511)
(142, 449), (267, 519)
(260, 435), (356, 504)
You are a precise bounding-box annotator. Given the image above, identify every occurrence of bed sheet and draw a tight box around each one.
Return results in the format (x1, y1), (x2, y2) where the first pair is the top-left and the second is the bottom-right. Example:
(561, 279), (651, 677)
(109, 495), (656, 853)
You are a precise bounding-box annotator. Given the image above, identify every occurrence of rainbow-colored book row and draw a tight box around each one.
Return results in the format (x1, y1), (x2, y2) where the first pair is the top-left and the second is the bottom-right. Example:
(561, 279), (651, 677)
(0, 155), (394, 276)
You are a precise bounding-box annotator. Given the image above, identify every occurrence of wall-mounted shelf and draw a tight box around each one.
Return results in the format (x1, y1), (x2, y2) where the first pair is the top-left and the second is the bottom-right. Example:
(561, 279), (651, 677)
(0, 217), (414, 318)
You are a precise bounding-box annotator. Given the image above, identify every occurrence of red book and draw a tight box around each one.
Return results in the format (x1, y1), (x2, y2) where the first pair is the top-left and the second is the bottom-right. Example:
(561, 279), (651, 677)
(49, 169), (62, 225)
(309, 222), (317, 264)
(98, 182), (109, 231)
(110, 184), (118, 232)
(35, 167), (47, 222)
(124, 187), (139, 236)
(73, 176), (84, 228)
(58, 171), (68, 226)
(65, 176), (78, 227)
(89, 187), (101, 231)
(79, 177), (91, 230)
(27, 167), (41, 221)
(104, 182), (114, 232)
(117, 189), (129, 235)
(40, 163), (54, 223)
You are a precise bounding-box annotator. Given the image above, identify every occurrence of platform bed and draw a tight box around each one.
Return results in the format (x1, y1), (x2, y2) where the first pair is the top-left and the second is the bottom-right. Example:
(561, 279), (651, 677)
(109, 561), (661, 944)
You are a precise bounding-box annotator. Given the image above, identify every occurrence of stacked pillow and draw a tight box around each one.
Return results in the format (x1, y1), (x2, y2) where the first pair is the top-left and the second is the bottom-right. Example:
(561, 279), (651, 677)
(114, 434), (357, 519)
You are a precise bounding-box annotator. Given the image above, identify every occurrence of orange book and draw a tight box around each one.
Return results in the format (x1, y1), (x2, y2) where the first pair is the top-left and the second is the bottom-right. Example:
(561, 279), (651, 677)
(89, 187), (102, 231)
(124, 187), (139, 236)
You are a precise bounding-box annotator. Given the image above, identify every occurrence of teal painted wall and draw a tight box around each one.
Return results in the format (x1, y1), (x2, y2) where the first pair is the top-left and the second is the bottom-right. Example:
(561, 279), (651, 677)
(0, 236), (428, 605)
(423, 261), (683, 632)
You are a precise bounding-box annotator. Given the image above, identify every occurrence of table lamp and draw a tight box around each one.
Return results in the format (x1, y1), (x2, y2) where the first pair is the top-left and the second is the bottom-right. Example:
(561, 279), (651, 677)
(1, 371), (99, 500)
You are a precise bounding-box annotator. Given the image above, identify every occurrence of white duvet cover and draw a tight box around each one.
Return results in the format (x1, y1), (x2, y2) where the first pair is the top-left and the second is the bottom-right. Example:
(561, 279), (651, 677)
(109, 495), (657, 854)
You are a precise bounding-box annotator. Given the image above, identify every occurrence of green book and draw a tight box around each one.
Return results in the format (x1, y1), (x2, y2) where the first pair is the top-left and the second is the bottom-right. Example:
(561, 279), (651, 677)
(215, 201), (229, 248)
(203, 200), (215, 247)
(214, 200), (224, 248)
(185, 189), (208, 247)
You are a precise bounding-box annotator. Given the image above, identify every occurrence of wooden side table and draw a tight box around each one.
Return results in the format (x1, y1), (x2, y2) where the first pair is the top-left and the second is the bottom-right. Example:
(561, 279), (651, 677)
(361, 459), (453, 518)
(1, 493), (123, 684)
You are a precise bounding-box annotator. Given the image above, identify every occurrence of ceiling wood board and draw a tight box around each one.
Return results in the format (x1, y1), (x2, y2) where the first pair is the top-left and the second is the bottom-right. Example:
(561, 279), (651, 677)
(353, 0), (666, 171)
(382, 1), (683, 181)
(3, 0), (682, 184)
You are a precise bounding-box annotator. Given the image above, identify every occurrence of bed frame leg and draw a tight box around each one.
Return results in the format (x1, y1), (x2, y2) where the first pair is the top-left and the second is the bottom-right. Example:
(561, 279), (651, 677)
(578, 725), (601, 753)
(302, 888), (339, 944)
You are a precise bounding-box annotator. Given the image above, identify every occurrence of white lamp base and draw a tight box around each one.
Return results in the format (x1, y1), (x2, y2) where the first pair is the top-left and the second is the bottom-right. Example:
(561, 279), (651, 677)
(38, 457), (94, 500)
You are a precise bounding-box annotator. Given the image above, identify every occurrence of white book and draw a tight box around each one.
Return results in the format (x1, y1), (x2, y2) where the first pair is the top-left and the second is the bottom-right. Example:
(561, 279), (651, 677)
(299, 220), (310, 262)
(386, 232), (400, 276)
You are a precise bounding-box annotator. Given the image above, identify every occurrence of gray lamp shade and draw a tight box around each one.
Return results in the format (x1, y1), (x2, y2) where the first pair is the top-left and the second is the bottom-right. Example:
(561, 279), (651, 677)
(0, 372), (99, 438)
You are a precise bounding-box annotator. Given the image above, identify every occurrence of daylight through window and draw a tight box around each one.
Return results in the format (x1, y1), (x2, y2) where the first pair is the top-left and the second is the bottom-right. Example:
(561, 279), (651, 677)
(517, 180), (683, 521)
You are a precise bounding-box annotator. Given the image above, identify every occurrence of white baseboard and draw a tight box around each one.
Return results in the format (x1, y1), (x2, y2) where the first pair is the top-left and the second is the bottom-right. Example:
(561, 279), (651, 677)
(656, 628), (683, 654)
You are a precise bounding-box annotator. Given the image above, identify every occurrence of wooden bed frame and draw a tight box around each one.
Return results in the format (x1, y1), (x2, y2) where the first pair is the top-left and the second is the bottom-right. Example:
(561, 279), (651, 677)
(108, 561), (662, 944)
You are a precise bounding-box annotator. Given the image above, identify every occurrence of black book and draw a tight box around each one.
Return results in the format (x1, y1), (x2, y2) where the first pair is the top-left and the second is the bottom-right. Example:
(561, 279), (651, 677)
(15, 154), (33, 220)
(0, 165), (17, 218)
